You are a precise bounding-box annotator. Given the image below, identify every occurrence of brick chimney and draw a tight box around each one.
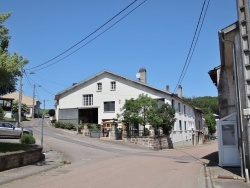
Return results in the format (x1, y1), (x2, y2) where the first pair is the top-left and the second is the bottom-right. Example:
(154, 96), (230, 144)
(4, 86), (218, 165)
(139, 68), (147, 84)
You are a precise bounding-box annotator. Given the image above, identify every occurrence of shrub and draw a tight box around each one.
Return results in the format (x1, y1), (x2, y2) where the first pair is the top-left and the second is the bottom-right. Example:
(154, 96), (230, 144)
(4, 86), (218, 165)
(20, 134), (36, 145)
(48, 109), (55, 116)
(0, 106), (4, 120)
(88, 124), (100, 131)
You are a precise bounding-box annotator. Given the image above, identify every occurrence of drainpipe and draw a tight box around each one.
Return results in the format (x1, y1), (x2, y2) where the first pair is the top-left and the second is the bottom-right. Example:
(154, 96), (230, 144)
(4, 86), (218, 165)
(219, 30), (247, 179)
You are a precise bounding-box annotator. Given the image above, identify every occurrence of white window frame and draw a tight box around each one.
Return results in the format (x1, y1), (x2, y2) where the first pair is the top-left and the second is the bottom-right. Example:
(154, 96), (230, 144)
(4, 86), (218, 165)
(97, 82), (102, 92)
(178, 102), (181, 113)
(83, 94), (93, 106)
(110, 81), (116, 91)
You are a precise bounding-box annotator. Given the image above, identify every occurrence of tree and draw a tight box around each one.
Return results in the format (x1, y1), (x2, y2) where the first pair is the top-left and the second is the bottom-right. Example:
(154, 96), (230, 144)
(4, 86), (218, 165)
(151, 103), (176, 135)
(0, 106), (4, 119)
(12, 100), (28, 116)
(0, 13), (28, 95)
(184, 96), (219, 115)
(48, 109), (55, 116)
(119, 94), (176, 135)
(205, 113), (216, 135)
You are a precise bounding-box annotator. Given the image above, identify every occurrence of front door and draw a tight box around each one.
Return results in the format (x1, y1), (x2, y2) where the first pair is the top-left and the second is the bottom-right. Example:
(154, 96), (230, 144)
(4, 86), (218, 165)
(220, 122), (240, 166)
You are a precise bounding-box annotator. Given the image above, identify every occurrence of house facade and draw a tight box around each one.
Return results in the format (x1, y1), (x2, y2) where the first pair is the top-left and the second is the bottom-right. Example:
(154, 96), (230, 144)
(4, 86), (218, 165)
(209, 22), (248, 167)
(55, 69), (203, 147)
(0, 92), (40, 118)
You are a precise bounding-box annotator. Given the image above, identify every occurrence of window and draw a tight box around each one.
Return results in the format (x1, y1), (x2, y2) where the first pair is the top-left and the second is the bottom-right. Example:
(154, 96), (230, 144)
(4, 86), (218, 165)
(179, 120), (182, 131)
(184, 121), (187, 130)
(97, 83), (102, 91)
(110, 81), (116, 90)
(104, 101), (115, 112)
(184, 105), (186, 114)
(171, 99), (175, 108)
(83, 94), (93, 106)
(178, 102), (181, 113)
(157, 98), (165, 107)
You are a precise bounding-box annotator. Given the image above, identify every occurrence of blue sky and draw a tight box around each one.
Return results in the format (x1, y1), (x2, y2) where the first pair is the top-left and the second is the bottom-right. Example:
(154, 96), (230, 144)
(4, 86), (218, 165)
(1, 0), (237, 109)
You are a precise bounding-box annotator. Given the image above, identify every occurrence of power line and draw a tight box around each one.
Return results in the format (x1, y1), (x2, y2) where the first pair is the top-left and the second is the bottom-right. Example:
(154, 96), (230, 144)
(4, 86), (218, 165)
(179, 0), (210, 86)
(31, 0), (147, 72)
(173, 0), (210, 93)
(26, 0), (140, 71)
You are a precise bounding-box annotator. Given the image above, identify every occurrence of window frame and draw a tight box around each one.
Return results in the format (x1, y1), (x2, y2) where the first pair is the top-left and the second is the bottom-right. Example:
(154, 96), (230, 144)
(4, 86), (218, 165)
(179, 120), (182, 131)
(83, 94), (93, 106)
(97, 82), (102, 92)
(104, 101), (115, 112)
(110, 81), (116, 91)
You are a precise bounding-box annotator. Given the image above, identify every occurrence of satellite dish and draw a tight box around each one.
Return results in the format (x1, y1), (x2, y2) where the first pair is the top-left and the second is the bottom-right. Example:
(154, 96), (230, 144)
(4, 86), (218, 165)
(136, 73), (140, 79)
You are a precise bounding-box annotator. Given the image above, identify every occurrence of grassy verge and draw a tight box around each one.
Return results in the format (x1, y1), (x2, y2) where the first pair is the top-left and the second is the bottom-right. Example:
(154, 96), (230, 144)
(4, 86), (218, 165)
(0, 142), (30, 153)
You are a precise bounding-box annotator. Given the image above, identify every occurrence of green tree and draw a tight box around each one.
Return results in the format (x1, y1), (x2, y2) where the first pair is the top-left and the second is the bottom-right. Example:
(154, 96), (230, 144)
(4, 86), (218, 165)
(119, 94), (176, 135)
(152, 103), (176, 135)
(0, 106), (4, 119)
(205, 113), (216, 135)
(0, 13), (28, 95)
(12, 100), (28, 115)
(184, 96), (219, 115)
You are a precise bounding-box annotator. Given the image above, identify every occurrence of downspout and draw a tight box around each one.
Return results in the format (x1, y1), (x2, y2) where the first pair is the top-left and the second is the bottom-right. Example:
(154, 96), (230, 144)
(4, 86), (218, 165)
(219, 30), (247, 179)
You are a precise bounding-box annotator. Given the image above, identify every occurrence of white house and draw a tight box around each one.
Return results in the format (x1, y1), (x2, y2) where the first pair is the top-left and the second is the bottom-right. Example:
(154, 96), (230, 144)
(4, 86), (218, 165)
(55, 68), (202, 147)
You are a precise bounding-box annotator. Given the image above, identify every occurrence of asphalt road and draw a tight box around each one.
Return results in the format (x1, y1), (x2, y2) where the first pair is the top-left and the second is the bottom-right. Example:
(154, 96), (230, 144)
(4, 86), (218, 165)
(2, 119), (216, 188)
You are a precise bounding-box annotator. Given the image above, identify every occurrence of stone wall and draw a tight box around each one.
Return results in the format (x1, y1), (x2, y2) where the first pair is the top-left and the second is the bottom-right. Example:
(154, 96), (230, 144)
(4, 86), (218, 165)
(124, 136), (172, 150)
(0, 145), (44, 171)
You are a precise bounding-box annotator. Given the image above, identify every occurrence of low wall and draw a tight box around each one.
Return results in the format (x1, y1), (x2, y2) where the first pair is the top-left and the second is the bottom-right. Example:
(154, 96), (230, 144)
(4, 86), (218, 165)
(0, 145), (44, 171)
(124, 136), (172, 150)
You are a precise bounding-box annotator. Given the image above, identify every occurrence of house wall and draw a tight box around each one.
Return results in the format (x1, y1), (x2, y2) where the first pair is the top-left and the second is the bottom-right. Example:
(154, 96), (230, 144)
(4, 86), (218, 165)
(56, 72), (198, 145)
(170, 97), (196, 146)
(57, 73), (172, 124)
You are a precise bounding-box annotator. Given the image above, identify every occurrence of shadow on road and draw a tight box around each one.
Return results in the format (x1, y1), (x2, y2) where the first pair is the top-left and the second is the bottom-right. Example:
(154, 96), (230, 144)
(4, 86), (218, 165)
(202, 151), (241, 176)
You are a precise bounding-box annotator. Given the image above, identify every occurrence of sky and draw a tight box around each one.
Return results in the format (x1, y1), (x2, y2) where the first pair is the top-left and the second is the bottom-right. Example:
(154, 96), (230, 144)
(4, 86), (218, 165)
(1, 0), (238, 109)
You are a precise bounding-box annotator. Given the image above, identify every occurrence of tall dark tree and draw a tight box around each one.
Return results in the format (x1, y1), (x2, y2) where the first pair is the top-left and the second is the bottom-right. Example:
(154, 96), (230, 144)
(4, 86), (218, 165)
(0, 13), (28, 95)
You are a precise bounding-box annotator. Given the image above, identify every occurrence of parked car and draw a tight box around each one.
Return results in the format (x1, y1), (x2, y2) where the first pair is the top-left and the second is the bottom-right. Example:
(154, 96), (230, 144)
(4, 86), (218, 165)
(44, 114), (50, 118)
(210, 135), (218, 140)
(0, 122), (33, 138)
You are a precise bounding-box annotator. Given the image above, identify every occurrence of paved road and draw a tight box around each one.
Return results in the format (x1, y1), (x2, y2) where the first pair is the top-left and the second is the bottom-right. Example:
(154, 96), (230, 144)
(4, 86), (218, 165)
(1, 119), (217, 188)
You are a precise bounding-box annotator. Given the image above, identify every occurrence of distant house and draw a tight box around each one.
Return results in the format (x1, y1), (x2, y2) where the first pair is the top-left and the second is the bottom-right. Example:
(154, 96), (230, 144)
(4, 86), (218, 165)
(55, 69), (204, 147)
(0, 91), (40, 118)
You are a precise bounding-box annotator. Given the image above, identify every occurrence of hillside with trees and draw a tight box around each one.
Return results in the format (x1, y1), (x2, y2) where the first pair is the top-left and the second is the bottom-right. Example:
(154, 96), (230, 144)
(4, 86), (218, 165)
(184, 96), (219, 135)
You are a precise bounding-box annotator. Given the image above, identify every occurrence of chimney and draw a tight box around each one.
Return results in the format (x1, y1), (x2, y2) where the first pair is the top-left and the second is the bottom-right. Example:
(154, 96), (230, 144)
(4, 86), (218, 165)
(178, 85), (182, 98)
(139, 68), (147, 84)
(166, 85), (170, 92)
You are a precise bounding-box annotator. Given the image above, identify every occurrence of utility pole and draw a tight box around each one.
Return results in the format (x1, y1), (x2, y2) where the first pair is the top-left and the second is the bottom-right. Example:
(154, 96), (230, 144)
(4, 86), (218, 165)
(41, 99), (45, 148)
(18, 67), (23, 127)
(32, 84), (36, 119)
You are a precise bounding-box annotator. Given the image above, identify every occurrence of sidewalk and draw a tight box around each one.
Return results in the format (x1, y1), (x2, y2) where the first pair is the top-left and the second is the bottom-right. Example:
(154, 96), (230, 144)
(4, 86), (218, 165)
(202, 143), (250, 188)
(0, 139), (65, 186)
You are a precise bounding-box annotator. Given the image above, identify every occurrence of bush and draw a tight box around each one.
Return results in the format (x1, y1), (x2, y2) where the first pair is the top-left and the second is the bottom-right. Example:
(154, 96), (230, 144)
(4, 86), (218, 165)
(48, 109), (55, 116)
(20, 134), (36, 145)
(53, 121), (75, 130)
(87, 124), (100, 131)
(0, 106), (4, 120)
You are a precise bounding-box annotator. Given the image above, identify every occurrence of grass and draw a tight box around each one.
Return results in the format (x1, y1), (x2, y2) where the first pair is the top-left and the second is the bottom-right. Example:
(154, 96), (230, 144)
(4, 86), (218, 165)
(0, 142), (30, 153)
